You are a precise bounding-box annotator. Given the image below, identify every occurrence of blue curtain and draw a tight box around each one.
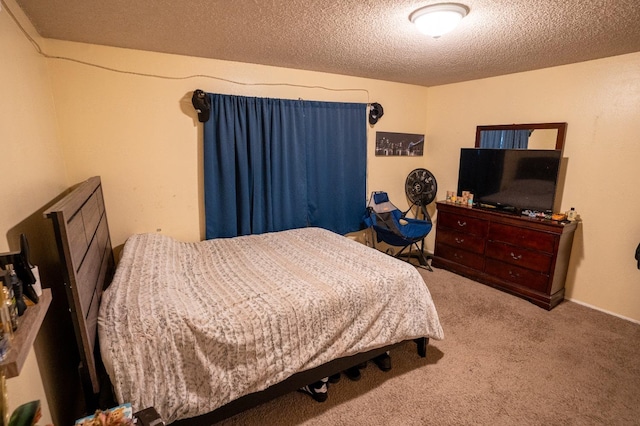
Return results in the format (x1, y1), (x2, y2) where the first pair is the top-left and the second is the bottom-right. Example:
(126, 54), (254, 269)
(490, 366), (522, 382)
(203, 93), (366, 239)
(480, 130), (530, 149)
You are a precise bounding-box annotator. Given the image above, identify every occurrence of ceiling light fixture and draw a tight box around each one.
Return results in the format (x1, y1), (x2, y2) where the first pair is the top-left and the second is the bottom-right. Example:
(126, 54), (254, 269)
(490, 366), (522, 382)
(410, 3), (469, 38)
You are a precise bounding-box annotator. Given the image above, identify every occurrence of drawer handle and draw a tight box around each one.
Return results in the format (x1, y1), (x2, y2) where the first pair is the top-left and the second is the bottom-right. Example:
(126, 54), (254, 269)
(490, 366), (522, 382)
(508, 270), (520, 278)
(457, 220), (467, 227)
(510, 252), (522, 260)
(455, 237), (465, 244)
(453, 253), (463, 259)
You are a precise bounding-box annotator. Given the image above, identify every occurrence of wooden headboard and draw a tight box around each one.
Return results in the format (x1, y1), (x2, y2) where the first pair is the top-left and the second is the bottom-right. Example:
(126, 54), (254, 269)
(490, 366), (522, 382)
(44, 176), (115, 405)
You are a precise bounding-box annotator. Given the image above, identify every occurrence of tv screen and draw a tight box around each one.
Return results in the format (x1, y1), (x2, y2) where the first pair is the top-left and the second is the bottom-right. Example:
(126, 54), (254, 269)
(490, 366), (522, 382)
(457, 148), (561, 213)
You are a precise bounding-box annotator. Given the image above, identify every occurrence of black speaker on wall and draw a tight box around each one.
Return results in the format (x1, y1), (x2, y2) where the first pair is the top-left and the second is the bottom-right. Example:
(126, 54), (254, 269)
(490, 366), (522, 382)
(369, 102), (384, 125)
(192, 89), (211, 123)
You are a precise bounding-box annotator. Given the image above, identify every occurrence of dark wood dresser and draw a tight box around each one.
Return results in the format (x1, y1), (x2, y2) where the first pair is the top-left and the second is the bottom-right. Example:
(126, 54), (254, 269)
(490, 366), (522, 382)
(432, 201), (577, 309)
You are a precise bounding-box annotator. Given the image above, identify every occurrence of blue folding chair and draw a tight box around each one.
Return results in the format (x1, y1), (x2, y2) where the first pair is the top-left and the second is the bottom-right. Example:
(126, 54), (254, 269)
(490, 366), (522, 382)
(363, 191), (433, 270)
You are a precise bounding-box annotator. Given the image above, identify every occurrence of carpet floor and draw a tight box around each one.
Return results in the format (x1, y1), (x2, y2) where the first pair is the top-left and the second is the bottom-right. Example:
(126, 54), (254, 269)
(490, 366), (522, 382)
(217, 267), (640, 426)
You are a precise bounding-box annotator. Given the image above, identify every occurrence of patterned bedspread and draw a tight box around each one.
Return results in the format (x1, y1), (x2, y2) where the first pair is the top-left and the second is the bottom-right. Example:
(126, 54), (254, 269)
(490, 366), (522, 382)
(98, 227), (443, 422)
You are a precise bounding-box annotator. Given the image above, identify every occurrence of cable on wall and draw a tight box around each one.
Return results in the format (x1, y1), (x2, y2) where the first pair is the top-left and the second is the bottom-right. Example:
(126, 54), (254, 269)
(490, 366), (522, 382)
(0, 0), (370, 101)
(2, 0), (378, 198)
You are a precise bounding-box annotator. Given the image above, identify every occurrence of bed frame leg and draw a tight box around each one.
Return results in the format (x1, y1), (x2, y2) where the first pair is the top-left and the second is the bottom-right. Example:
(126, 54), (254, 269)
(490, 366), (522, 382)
(414, 337), (428, 357)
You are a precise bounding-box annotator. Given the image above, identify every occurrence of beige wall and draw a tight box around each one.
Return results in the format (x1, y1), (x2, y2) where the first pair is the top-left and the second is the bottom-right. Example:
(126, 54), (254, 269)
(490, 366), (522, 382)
(425, 52), (640, 322)
(0, 4), (68, 251)
(0, 0), (65, 422)
(44, 40), (429, 247)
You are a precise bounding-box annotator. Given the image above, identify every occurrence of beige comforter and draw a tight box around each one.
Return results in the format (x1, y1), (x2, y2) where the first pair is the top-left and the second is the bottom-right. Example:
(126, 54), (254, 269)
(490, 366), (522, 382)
(98, 227), (443, 422)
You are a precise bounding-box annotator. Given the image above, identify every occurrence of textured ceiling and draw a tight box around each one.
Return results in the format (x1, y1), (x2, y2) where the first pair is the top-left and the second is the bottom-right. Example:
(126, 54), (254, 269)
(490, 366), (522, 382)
(12, 0), (640, 87)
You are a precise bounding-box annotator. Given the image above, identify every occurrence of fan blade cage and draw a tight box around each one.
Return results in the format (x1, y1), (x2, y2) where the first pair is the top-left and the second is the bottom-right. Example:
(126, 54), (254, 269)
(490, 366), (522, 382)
(405, 168), (437, 206)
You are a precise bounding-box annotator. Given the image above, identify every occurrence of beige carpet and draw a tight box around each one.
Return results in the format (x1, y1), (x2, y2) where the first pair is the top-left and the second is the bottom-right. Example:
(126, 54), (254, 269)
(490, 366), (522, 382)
(217, 267), (640, 425)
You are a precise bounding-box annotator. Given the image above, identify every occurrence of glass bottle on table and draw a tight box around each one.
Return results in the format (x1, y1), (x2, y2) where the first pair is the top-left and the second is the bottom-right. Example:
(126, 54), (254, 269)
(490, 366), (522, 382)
(1, 280), (18, 333)
(0, 287), (11, 362)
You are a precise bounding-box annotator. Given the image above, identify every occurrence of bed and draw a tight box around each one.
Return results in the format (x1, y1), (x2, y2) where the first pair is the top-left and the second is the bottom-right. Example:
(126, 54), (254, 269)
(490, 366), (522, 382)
(46, 177), (444, 424)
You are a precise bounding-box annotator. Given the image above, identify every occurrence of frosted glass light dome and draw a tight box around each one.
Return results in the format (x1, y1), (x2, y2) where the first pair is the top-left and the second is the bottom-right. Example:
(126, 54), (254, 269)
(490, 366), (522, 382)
(410, 3), (469, 38)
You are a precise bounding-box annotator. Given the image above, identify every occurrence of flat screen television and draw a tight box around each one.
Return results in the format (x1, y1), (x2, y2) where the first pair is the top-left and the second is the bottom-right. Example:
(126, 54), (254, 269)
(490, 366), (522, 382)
(457, 148), (562, 213)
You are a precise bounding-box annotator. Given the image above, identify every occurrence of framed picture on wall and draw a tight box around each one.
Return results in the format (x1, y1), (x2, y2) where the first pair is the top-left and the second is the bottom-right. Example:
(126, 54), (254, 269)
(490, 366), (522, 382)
(375, 132), (424, 156)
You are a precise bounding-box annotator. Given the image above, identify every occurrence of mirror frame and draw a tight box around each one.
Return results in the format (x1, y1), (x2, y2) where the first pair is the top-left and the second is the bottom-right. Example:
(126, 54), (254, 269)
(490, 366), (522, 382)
(475, 122), (567, 152)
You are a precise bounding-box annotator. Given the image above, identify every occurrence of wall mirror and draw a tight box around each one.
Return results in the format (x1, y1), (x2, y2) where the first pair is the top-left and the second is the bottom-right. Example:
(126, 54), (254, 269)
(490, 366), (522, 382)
(475, 122), (567, 152)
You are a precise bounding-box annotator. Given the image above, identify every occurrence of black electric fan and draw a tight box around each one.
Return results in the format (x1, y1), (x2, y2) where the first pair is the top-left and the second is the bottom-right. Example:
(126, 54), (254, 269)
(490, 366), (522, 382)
(405, 168), (437, 219)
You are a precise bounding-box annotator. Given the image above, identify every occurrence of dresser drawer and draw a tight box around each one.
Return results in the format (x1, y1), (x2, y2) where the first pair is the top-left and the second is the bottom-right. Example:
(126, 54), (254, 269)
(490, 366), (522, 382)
(436, 228), (485, 254)
(485, 259), (549, 293)
(488, 223), (556, 253)
(435, 243), (485, 271)
(438, 213), (488, 236)
(485, 241), (552, 273)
